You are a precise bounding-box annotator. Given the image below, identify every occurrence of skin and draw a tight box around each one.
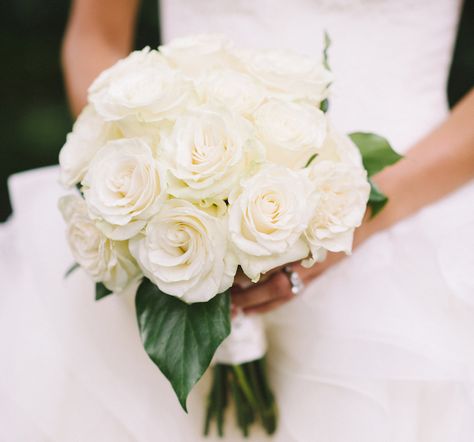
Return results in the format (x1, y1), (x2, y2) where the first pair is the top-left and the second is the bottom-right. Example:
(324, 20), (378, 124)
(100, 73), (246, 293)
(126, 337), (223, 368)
(237, 89), (474, 314)
(63, 0), (474, 314)
(62, 0), (140, 116)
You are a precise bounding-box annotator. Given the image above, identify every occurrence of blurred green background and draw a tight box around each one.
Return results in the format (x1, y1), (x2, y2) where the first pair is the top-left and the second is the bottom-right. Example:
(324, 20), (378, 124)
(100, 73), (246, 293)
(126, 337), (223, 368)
(0, 0), (472, 221)
(0, 0), (160, 221)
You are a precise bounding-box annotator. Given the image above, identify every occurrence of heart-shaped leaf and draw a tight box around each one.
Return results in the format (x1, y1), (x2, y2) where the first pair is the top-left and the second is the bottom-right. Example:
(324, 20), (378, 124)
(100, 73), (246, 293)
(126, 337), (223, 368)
(349, 132), (402, 177)
(135, 278), (231, 411)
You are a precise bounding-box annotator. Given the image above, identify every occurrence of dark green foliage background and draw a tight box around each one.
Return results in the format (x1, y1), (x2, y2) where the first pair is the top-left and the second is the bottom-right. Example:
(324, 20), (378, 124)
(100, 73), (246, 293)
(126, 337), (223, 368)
(0, 0), (160, 221)
(0, 0), (472, 221)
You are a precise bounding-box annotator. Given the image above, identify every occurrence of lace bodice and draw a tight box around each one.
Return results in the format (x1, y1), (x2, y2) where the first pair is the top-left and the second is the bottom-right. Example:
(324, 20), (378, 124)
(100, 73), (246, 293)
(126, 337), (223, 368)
(160, 0), (462, 153)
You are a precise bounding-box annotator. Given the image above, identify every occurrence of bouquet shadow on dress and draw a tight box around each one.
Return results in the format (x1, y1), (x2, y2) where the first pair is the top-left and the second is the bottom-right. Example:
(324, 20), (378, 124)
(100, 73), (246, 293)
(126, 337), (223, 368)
(60, 34), (401, 437)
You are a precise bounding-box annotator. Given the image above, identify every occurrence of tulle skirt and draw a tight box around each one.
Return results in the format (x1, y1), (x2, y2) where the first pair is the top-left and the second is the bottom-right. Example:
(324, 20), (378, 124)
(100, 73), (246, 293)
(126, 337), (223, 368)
(1, 166), (473, 441)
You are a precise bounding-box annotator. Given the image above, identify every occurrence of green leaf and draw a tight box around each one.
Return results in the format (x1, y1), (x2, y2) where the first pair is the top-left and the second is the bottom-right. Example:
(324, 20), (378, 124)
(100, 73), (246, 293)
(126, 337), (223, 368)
(64, 262), (79, 278)
(349, 132), (402, 177)
(135, 278), (231, 412)
(323, 31), (331, 70)
(304, 153), (318, 168)
(75, 182), (84, 198)
(368, 179), (389, 217)
(96, 282), (113, 300)
(319, 98), (329, 113)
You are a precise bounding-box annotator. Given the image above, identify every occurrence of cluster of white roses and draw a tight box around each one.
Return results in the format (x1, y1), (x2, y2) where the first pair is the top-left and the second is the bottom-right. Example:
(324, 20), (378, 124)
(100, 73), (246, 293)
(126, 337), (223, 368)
(59, 34), (370, 303)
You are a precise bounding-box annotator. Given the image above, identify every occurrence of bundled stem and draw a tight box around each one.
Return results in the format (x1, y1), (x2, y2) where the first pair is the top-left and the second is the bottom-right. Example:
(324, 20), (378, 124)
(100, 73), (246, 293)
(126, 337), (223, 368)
(204, 357), (277, 437)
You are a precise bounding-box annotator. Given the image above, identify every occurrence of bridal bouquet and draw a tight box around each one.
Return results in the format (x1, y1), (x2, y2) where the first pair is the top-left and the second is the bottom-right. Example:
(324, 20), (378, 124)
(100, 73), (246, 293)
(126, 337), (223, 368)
(59, 34), (400, 437)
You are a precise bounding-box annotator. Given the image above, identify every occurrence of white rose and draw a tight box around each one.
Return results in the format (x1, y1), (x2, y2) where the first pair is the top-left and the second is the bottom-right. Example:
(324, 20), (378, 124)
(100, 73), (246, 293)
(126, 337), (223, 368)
(160, 34), (236, 76)
(161, 104), (263, 201)
(129, 199), (237, 303)
(89, 47), (192, 122)
(304, 160), (370, 263)
(315, 125), (364, 167)
(196, 69), (265, 117)
(115, 118), (168, 153)
(240, 48), (332, 103)
(59, 106), (121, 187)
(254, 99), (327, 168)
(83, 138), (166, 240)
(59, 195), (140, 292)
(229, 165), (312, 281)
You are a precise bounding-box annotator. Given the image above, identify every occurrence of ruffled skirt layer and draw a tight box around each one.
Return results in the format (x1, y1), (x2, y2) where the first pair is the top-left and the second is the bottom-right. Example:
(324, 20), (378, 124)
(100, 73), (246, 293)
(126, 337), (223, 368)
(1, 166), (473, 441)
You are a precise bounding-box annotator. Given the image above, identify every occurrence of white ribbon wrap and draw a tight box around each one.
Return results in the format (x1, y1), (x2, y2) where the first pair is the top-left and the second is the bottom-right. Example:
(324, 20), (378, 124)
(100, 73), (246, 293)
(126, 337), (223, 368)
(213, 313), (267, 365)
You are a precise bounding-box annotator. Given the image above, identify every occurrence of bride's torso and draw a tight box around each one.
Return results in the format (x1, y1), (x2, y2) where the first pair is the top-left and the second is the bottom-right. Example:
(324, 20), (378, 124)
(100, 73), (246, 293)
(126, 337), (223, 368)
(1, 3), (473, 441)
(160, 0), (462, 153)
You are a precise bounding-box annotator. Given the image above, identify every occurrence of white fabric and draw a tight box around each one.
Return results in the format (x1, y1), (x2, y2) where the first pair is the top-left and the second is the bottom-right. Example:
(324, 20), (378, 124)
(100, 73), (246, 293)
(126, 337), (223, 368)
(2, 0), (474, 440)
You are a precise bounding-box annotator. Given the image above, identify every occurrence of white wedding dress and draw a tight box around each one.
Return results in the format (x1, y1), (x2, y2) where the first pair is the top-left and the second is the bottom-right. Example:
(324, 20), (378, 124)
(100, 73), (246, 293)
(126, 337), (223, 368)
(1, 0), (474, 440)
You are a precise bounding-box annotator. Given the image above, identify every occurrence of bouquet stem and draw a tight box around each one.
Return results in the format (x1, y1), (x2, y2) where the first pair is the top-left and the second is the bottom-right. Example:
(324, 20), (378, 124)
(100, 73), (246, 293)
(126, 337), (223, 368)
(204, 357), (277, 437)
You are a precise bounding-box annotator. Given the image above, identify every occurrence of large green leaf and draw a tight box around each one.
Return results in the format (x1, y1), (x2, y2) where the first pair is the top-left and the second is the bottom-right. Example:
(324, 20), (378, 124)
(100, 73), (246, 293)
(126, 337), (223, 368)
(349, 132), (402, 177)
(96, 282), (113, 300)
(367, 179), (389, 217)
(135, 278), (231, 411)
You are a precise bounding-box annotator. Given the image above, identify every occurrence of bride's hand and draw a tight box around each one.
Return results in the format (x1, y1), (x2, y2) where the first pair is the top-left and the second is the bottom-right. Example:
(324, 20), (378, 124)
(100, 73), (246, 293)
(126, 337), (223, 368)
(231, 251), (346, 315)
(230, 210), (376, 315)
(235, 89), (474, 316)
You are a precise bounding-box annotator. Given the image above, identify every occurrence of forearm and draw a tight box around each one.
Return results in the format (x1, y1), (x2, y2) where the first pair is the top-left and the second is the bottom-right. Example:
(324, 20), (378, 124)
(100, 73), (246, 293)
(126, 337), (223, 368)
(361, 88), (474, 242)
(62, 0), (140, 117)
(298, 89), (474, 282)
(62, 33), (123, 116)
